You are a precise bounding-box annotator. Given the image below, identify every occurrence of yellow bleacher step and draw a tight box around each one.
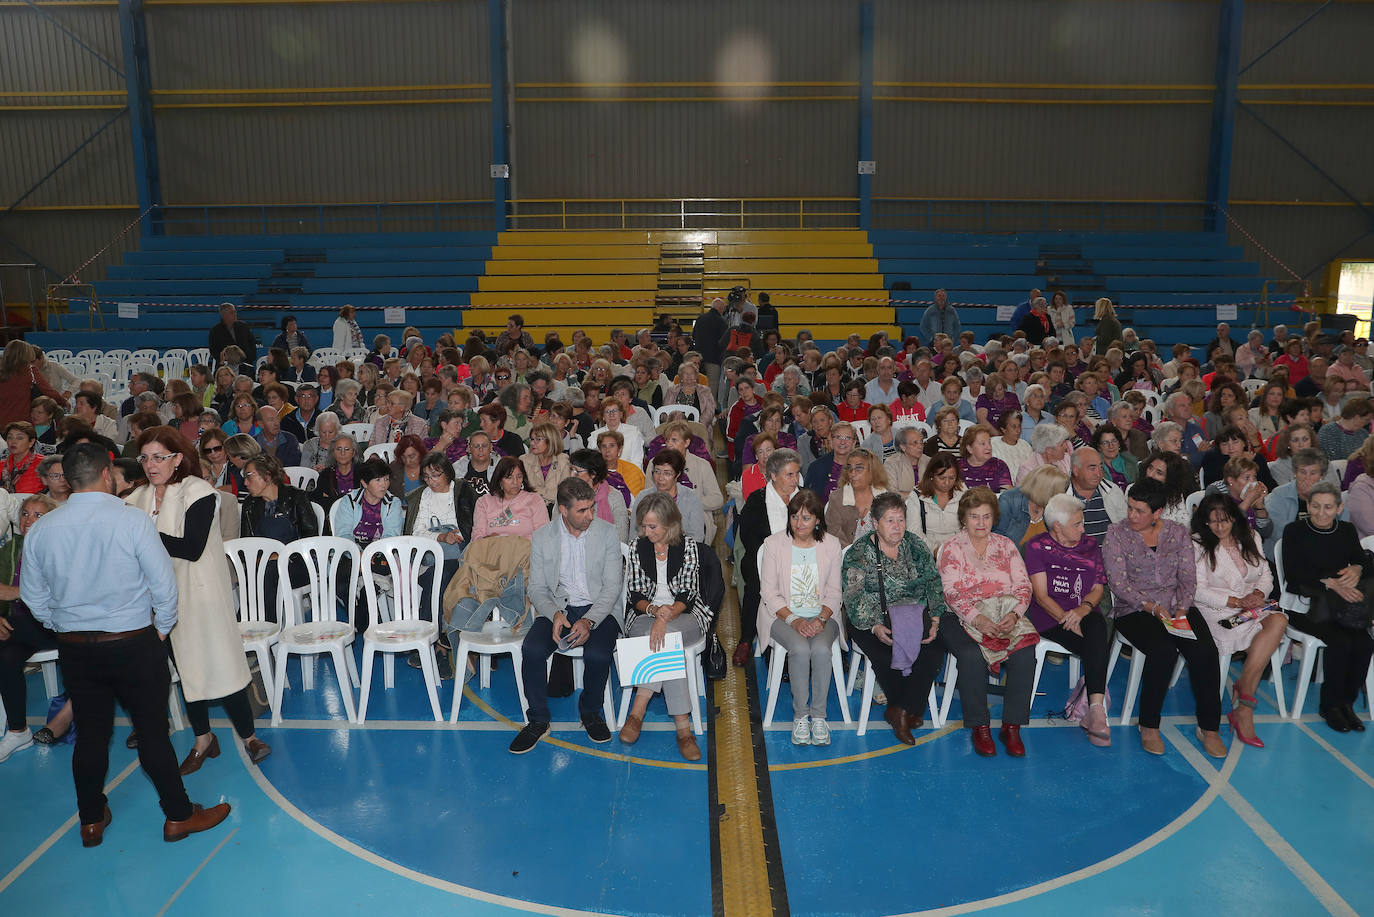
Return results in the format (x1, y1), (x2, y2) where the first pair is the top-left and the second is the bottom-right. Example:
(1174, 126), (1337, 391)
(477, 276), (658, 292)
(468, 291), (654, 306)
(706, 258), (879, 274)
(495, 230), (869, 246)
(490, 245), (662, 260)
(703, 274), (885, 290)
(707, 244), (873, 258)
(463, 324), (901, 343)
(483, 259), (659, 275)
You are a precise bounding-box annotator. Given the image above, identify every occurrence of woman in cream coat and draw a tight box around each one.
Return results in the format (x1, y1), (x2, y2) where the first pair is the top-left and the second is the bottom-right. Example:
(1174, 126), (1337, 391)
(757, 488), (846, 746)
(128, 425), (270, 774)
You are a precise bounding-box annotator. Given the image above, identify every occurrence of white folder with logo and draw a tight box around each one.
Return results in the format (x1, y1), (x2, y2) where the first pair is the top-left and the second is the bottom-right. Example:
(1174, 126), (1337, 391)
(614, 632), (687, 686)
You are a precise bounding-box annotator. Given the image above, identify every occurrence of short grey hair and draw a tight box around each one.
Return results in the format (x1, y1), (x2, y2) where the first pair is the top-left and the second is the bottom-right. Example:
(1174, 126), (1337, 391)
(1022, 383), (1046, 402)
(1167, 391), (1192, 414)
(1150, 421), (1182, 448)
(335, 378), (361, 398)
(1307, 480), (1341, 502)
(1109, 400), (1133, 421)
(316, 412), (340, 433)
(1030, 423), (1070, 453)
(765, 447), (802, 481)
(1291, 447), (1329, 475)
(896, 425), (925, 446)
(1044, 492), (1084, 530)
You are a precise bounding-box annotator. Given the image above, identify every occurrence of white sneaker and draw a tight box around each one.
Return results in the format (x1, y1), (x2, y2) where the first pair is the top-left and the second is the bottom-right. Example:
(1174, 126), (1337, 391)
(873, 689), (888, 706)
(0, 728), (33, 763)
(791, 716), (811, 745)
(810, 718), (831, 746)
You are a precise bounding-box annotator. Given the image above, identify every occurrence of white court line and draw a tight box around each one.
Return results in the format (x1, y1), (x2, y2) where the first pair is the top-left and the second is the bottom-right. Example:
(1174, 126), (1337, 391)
(882, 724), (1243, 917)
(229, 737), (625, 916)
(1293, 720), (1374, 791)
(1164, 724), (1359, 917)
(154, 827), (239, 917)
(0, 757), (142, 894)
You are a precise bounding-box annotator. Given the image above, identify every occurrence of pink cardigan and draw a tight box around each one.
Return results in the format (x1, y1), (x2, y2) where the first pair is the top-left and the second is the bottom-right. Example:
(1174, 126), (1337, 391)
(756, 530), (847, 649)
(471, 490), (550, 540)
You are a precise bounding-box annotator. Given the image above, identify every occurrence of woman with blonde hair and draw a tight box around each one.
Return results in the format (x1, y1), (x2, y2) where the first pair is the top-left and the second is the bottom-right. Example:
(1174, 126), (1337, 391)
(825, 448), (888, 546)
(520, 421), (571, 505)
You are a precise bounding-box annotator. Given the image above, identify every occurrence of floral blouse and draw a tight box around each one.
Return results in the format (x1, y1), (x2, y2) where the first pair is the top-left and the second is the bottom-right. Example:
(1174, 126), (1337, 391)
(1100, 519), (1196, 618)
(936, 530), (1032, 626)
(841, 532), (947, 630)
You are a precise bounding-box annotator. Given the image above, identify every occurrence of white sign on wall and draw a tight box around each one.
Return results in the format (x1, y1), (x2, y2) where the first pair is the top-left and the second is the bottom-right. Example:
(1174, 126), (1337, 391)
(117, 302), (138, 319)
(384, 307), (406, 325)
(996, 305), (1016, 323)
(1216, 304), (1238, 322)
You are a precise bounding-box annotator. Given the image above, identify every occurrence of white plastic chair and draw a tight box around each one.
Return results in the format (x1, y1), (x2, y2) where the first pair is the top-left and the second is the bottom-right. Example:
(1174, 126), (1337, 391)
(1330, 459), (1347, 484)
(186, 348), (212, 366)
(1184, 490), (1205, 522)
(285, 466), (319, 491)
(1103, 629), (1186, 726)
(341, 422), (374, 444)
(310, 501), (325, 535)
(1269, 536), (1324, 719)
(1029, 636), (1099, 720)
(450, 605), (530, 724)
(365, 443), (397, 463)
(957, 419), (977, 436)
(358, 537), (444, 722)
(849, 420), (872, 442)
(224, 537), (286, 719)
(548, 645), (617, 727)
(1241, 378), (1266, 397)
(27, 649), (60, 698)
(1140, 405), (1161, 426)
(762, 637), (851, 729)
(270, 537), (362, 725)
(1141, 390), (1163, 407)
(846, 642), (939, 734)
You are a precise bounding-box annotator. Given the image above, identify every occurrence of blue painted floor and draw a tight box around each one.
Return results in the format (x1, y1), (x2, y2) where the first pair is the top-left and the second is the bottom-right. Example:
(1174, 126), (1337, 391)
(2, 646), (1371, 916)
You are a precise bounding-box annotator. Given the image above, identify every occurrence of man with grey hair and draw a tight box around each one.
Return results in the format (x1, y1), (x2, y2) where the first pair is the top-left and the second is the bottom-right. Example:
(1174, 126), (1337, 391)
(864, 356), (899, 405)
(208, 301), (258, 370)
(1069, 447), (1126, 544)
(1166, 391), (1209, 468)
(1016, 423), (1072, 485)
(1268, 323), (1292, 355)
(255, 404), (301, 466)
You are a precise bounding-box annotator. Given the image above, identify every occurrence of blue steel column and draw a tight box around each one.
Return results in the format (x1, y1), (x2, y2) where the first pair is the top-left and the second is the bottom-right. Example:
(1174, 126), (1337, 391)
(118, 0), (162, 235)
(489, 0), (510, 231)
(1204, 0), (1242, 233)
(857, 0), (874, 230)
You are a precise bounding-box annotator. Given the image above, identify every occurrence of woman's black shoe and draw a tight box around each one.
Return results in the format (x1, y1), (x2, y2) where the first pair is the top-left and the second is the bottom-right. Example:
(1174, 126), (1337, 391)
(1320, 707), (1351, 733)
(1340, 704), (1367, 732)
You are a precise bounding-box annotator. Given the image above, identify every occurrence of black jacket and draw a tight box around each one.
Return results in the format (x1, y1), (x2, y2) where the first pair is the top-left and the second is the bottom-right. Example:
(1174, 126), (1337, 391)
(241, 484), (320, 540)
(209, 321), (258, 369)
(403, 480), (478, 543)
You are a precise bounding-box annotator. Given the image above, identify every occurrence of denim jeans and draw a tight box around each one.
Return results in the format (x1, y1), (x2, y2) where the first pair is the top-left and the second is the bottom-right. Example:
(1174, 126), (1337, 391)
(519, 604), (620, 724)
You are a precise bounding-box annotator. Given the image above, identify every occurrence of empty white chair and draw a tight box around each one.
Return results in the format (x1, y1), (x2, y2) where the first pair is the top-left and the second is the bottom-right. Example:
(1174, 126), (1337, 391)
(27, 649), (61, 698)
(341, 422), (374, 444)
(186, 348), (212, 366)
(1183, 490), (1205, 522)
(365, 443), (396, 464)
(1241, 378), (1266, 397)
(271, 537), (362, 725)
(849, 420), (872, 442)
(224, 537), (285, 719)
(285, 466), (319, 491)
(358, 537), (444, 722)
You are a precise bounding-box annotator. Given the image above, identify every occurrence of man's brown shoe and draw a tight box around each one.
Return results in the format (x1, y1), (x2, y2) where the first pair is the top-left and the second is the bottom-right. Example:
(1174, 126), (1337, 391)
(81, 806), (112, 848)
(163, 802), (231, 843)
(885, 706), (915, 745)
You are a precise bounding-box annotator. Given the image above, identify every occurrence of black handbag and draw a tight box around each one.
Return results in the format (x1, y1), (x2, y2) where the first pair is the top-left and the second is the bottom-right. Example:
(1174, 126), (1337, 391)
(703, 631), (727, 681)
(1312, 587), (1374, 630)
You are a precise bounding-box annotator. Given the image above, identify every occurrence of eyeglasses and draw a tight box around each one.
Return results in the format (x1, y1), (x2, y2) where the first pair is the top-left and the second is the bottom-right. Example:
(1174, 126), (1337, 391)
(243, 470), (258, 479)
(495, 374), (511, 381)
(137, 452), (176, 465)
(43, 472), (65, 480)
(531, 435), (546, 442)
(205, 445), (225, 454)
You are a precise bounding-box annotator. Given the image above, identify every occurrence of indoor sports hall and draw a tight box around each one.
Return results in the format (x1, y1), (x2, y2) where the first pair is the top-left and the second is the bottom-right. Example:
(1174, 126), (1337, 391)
(1, 2), (1371, 916)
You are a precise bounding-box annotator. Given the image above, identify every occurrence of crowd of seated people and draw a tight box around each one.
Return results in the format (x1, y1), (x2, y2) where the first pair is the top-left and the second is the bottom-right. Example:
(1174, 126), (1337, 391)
(4, 304), (1374, 771)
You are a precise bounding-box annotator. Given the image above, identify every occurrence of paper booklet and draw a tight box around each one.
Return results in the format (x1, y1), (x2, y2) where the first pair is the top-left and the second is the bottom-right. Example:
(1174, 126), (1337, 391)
(614, 632), (687, 686)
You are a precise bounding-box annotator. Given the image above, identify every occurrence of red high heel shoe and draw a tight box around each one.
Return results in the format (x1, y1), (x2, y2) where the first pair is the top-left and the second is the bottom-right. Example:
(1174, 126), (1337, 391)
(1228, 682), (1264, 748)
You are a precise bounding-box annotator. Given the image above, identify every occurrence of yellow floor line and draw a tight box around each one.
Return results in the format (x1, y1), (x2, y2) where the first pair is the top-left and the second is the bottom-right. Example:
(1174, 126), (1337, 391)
(711, 540), (778, 916)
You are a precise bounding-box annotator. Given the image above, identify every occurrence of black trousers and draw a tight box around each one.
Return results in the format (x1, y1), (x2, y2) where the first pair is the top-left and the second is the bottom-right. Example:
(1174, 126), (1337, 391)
(0, 610), (58, 732)
(1040, 612), (1111, 696)
(1289, 609), (1374, 711)
(940, 619), (1036, 727)
(848, 618), (946, 721)
(1115, 609), (1221, 730)
(519, 605), (618, 724)
(185, 688), (257, 739)
(58, 628), (192, 824)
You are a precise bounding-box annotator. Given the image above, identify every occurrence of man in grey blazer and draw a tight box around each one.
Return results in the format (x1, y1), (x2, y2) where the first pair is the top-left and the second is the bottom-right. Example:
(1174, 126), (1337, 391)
(510, 477), (625, 754)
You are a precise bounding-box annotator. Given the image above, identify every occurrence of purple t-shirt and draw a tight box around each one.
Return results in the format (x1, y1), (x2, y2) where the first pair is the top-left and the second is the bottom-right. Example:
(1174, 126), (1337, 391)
(975, 391), (1021, 427)
(1022, 531), (1106, 632)
(959, 457), (1012, 493)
